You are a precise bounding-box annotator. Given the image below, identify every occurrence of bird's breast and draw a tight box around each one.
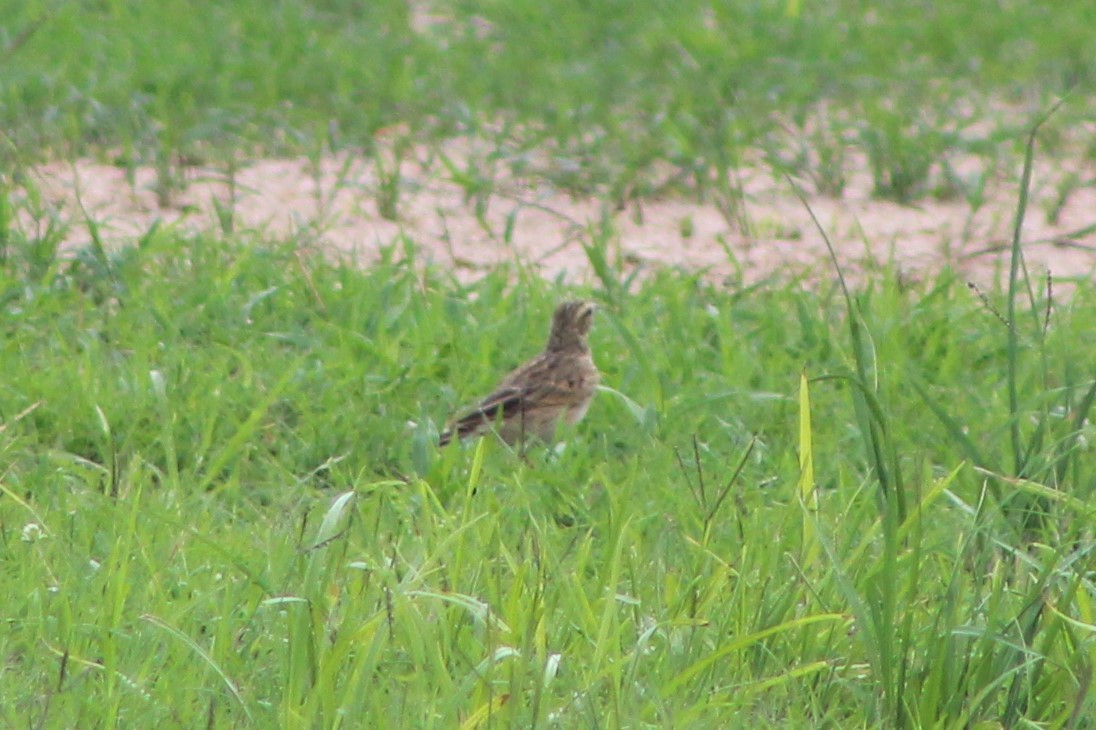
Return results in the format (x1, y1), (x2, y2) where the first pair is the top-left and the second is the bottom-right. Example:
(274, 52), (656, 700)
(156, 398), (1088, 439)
(564, 397), (594, 425)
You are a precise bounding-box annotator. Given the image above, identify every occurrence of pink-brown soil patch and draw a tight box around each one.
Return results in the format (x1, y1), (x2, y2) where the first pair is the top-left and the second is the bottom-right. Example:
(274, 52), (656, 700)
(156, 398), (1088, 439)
(18, 140), (1096, 289)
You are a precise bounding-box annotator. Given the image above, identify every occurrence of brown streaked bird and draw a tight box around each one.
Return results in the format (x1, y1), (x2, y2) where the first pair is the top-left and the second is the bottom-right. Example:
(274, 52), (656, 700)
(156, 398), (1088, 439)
(439, 300), (600, 447)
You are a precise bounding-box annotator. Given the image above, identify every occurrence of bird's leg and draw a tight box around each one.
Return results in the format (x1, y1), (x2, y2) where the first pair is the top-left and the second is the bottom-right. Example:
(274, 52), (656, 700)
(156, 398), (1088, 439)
(518, 405), (527, 460)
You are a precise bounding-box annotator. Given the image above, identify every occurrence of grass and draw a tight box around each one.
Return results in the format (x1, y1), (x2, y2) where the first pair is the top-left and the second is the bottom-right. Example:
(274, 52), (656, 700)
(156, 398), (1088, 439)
(1, 176), (1095, 727)
(2, 1), (1096, 727)
(3, 0), (1095, 205)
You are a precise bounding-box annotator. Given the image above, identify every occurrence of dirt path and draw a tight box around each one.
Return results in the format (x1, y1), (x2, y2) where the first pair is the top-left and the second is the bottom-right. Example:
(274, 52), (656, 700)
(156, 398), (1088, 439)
(22, 142), (1096, 290)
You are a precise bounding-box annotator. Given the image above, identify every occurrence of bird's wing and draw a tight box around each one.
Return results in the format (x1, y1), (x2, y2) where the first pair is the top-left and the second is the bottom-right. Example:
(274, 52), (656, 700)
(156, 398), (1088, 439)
(475, 386), (528, 419)
(440, 386), (526, 443)
(444, 379), (578, 442)
(438, 352), (582, 445)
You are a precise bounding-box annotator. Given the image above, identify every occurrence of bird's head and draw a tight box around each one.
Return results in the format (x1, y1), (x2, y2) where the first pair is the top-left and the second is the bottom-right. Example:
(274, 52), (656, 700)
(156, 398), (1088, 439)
(546, 300), (597, 352)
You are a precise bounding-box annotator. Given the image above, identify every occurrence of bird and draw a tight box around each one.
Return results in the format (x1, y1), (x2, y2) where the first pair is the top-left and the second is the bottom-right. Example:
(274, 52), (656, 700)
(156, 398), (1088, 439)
(439, 300), (600, 447)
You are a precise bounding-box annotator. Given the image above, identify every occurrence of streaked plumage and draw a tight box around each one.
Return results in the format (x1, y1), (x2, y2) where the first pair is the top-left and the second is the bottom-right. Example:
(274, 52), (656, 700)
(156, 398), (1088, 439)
(439, 301), (599, 446)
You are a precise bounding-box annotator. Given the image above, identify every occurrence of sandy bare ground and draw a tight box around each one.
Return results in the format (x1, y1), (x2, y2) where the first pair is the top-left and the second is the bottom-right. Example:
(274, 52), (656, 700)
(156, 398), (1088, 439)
(17, 139), (1096, 290)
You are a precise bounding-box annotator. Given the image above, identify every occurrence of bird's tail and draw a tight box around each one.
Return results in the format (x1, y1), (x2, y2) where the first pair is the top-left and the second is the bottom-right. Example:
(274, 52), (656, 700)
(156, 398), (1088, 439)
(438, 390), (524, 447)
